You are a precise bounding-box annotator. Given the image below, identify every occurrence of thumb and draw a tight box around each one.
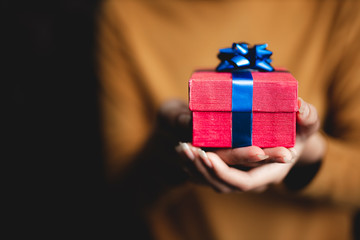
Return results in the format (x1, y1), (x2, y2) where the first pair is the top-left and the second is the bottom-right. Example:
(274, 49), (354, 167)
(297, 98), (320, 138)
(158, 99), (192, 142)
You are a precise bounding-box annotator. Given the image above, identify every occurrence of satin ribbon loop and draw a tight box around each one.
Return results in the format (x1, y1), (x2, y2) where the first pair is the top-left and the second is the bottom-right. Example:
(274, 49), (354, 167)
(216, 42), (274, 72)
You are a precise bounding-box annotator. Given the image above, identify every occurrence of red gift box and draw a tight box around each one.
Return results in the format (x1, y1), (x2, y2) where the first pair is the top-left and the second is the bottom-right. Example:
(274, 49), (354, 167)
(189, 70), (298, 148)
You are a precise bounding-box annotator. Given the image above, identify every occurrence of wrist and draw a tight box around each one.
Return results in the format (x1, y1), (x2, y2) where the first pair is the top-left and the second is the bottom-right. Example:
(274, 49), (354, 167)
(298, 132), (326, 165)
(283, 132), (326, 190)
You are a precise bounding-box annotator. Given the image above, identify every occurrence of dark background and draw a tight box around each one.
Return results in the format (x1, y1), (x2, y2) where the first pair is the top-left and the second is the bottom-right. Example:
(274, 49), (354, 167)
(3, 0), (109, 235)
(3, 1), (155, 237)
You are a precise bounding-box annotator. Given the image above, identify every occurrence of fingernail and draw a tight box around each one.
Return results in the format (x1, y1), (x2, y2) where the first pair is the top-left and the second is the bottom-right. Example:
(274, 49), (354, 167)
(298, 97), (305, 114)
(191, 146), (198, 153)
(298, 98), (309, 118)
(274, 156), (291, 163)
(197, 149), (212, 168)
(283, 155), (293, 163)
(289, 148), (297, 157)
(256, 154), (269, 160)
(180, 142), (195, 161)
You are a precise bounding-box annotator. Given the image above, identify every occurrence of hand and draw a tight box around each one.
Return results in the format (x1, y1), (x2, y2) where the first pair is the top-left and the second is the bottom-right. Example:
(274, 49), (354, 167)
(175, 98), (326, 193)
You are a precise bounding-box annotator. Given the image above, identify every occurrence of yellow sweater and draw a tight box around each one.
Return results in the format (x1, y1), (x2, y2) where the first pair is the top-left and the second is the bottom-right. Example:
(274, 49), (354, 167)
(97, 0), (360, 239)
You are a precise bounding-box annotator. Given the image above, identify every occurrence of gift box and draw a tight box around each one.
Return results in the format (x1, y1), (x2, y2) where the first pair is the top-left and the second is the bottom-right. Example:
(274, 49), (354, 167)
(188, 43), (298, 148)
(189, 70), (298, 148)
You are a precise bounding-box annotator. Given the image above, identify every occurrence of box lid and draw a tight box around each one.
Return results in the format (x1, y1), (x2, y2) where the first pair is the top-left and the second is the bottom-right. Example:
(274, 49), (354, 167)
(189, 70), (298, 112)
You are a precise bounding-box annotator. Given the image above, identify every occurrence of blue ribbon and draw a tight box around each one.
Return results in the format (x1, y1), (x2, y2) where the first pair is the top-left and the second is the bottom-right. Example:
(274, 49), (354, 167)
(231, 71), (253, 147)
(216, 42), (274, 72)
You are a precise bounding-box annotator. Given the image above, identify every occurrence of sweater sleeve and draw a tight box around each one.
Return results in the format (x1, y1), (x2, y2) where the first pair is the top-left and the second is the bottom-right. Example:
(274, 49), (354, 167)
(298, 1), (360, 206)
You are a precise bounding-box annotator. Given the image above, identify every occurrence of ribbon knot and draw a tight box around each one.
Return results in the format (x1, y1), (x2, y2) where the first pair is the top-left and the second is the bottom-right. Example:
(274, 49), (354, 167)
(216, 42), (274, 72)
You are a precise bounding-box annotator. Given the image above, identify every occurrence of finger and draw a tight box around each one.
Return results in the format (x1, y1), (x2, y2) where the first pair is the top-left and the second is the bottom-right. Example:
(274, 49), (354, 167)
(247, 147), (297, 166)
(263, 147), (294, 163)
(206, 152), (252, 191)
(175, 142), (195, 161)
(207, 152), (293, 191)
(247, 162), (294, 186)
(193, 152), (234, 193)
(159, 100), (190, 126)
(177, 143), (235, 193)
(175, 142), (202, 180)
(297, 98), (320, 136)
(215, 146), (268, 165)
(158, 100), (192, 141)
(288, 147), (298, 161)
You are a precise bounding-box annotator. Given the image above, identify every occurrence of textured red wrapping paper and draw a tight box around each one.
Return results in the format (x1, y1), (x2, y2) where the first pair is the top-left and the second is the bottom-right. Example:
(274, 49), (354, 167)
(189, 70), (298, 148)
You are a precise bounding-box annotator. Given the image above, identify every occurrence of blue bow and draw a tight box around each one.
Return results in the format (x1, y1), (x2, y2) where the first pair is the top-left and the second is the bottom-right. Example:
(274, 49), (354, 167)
(216, 42), (274, 72)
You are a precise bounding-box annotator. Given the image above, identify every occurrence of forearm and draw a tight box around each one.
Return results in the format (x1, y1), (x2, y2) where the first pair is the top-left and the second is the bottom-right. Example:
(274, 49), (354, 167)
(283, 133), (326, 190)
(300, 136), (360, 206)
(284, 134), (360, 207)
